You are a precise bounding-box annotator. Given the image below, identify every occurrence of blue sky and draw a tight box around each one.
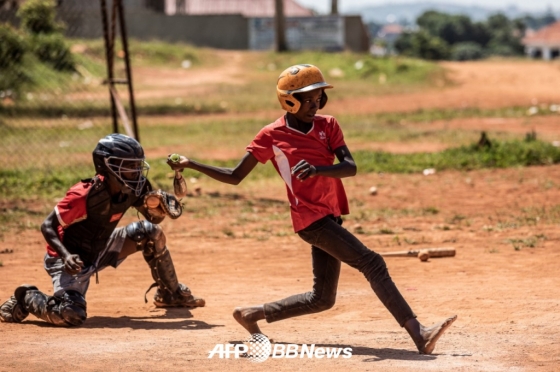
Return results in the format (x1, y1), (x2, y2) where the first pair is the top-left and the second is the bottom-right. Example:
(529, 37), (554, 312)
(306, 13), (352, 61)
(296, 0), (556, 13)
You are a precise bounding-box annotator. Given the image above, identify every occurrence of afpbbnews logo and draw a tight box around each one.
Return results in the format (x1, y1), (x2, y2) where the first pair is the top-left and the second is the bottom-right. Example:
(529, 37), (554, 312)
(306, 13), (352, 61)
(269, 344), (353, 359)
(208, 333), (352, 363)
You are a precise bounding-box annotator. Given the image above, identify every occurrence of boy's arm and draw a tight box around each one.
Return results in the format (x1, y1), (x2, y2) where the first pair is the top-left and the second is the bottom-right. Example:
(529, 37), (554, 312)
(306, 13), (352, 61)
(292, 145), (357, 181)
(41, 211), (83, 274)
(168, 152), (259, 185)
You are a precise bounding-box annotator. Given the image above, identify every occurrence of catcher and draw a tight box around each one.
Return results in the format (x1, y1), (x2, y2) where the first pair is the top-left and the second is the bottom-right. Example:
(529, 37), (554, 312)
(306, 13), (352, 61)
(0, 133), (204, 327)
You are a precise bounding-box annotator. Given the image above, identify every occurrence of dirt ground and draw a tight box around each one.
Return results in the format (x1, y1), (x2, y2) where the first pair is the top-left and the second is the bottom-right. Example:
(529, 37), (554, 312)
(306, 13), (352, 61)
(1, 57), (560, 372)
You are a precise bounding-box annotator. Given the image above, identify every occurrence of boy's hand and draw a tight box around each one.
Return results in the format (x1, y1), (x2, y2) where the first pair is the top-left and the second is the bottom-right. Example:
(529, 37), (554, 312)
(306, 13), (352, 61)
(167, 154), (189, 171)
(63, 254), (84, 275)
(291, 160), (317, 181)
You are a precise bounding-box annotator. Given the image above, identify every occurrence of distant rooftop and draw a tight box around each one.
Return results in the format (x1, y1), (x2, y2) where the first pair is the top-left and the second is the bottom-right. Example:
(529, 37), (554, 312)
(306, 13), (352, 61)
(522, 21), (560, 46)
(378, 23), (403, 36)
(165, 0), (314, 17)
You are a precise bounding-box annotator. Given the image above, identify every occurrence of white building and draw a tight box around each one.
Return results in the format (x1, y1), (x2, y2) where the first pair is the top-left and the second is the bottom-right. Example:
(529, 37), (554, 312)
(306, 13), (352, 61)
(522, 21), (560, 60)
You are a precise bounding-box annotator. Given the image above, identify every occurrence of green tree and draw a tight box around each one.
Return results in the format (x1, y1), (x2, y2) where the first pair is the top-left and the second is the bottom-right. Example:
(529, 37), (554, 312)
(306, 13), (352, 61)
(17, 0), (63, 35)
(396, 30), (450, 60)
(416, 11), (491, 46)
(394, 31), (414, 56)
(0, 24), (28, 96)
(17, 0), (75, 71)
(0, 25), (26, 68)
(485, 13), (524, 56)
(397, 10), (525, 60)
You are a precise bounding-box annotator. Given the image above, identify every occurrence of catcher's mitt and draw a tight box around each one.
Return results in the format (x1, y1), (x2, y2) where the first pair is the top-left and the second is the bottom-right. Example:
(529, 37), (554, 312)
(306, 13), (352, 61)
(143, 190), (183, 220)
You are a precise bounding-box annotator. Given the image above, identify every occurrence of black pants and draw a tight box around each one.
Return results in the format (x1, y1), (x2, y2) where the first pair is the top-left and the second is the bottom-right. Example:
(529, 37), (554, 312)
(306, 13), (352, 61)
(263, 215), (416, 327)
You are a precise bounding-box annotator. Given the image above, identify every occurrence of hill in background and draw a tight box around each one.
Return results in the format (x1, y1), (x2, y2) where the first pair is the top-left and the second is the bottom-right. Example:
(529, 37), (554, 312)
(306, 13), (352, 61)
(345, 1), (558, 24)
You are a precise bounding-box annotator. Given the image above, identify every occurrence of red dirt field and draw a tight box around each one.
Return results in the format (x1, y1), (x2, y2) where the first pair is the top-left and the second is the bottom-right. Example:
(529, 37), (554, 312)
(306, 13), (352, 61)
(1, 58), (560, 372)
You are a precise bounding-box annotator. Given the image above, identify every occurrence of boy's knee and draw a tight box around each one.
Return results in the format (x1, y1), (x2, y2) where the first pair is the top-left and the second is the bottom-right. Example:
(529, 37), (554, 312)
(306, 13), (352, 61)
(310, 294), (336, 312)
(357, 251), (390, 282)
(57, 290), (88, 326)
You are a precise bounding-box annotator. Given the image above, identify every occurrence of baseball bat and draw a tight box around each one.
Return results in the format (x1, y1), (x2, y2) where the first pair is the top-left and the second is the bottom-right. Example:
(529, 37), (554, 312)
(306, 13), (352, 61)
(379, 247), (456, 258)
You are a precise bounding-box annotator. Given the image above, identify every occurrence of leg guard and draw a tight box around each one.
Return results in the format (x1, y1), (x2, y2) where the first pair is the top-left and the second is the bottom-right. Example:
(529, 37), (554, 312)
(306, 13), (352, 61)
(126, 220), (205, 308)
(0, 284), (36, 323)
(125, 220), (160, 245)
(21, 287), (87, 327)
(144, 247), (205, 308)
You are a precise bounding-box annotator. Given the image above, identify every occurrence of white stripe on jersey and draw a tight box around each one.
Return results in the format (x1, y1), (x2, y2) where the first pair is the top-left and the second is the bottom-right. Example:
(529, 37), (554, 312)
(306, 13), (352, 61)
(273, 145), (298, 205)
(54, 206), (87, 227)
(54, 206), (67, 227)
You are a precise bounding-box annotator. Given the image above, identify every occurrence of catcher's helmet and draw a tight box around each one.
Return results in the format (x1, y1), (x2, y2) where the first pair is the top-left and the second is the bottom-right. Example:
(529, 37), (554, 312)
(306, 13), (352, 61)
(276, 64), (333, 114)
(92, 134), (149, 196)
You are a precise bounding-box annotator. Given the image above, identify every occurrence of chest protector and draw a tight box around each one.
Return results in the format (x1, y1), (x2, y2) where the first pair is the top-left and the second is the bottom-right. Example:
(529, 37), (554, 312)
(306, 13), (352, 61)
(63, 176), (140, 266)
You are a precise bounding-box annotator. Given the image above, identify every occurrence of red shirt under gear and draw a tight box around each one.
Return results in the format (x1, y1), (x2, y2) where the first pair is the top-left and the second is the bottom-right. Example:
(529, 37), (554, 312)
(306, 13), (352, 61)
(246, 114), (350, 232)
(46, 175), (124, 256)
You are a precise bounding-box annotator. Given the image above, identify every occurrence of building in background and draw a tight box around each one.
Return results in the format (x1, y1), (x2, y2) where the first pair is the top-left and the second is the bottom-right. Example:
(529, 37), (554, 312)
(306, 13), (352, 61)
(372, 23), (404, 56)
(0, 0), (368, 52)
(136, 0), (369, 52)
(522, 21), (560, 60)
(160, 0), (313, 17)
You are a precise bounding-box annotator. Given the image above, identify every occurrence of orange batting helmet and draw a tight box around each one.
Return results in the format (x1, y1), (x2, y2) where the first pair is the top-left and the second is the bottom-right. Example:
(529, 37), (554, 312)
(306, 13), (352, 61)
(276, 64), (333, 113)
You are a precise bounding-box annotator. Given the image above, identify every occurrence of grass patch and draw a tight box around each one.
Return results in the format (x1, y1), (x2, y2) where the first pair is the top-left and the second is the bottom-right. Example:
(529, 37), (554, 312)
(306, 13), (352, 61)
(505, 236), (542, 250)
(3, 44), (442, 113)
(70, 38), (208, 67)
(355, 139), (560, 174)
(0, 100), (225, 118)
(0, 167), (90, 199)
(0, 157), (274, 201)
(378, 228), (395, 235)
(262, 51), (445, 87)
(423, 207), (439, 215)
(0, 204), (48, 232)
(341, 105), (555, 128)
(3, 137), (560, 201)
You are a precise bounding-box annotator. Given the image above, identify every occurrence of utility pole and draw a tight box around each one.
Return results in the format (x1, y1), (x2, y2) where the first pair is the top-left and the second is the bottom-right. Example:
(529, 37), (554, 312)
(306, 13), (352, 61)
(100, 0), (139, 141)
(331, 0), (338, 15)
(275, 0), (288, 52)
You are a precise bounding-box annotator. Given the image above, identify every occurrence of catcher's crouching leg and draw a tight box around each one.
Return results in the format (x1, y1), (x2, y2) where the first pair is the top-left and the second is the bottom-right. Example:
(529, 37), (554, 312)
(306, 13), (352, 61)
(0, 285), (86, 326)
(126, 221), (205, 308)
(0, 285), (34, 323)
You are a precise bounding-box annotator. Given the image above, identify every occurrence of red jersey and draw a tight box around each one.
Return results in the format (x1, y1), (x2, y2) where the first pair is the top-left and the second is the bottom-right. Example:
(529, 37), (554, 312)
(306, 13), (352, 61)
(46, 175), (125, 257)
(246, 114), (349, 232)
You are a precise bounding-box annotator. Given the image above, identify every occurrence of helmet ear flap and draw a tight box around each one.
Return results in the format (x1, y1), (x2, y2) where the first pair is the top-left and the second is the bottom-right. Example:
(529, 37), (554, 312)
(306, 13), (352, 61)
(277, 91), (301, 113)
(319, 91), (328, 109)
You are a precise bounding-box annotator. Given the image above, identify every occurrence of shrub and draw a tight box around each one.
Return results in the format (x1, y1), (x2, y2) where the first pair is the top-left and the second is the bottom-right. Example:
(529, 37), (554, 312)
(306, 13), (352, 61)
(486, 43), (519, 57)
(412, 31), (450, 60)
(17, 0), (63, 35)
(0, 67), (27, 98)
(30, 33), (75, 71)
(354, 139), (560, 174)
(0, 25), (27, 69)
(451, 42), (485, 61)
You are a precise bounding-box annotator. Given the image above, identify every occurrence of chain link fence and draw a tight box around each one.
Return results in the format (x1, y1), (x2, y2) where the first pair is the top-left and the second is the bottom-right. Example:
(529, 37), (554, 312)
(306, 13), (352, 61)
(0, 0), (370, 198)
(2, 1), (141, 182)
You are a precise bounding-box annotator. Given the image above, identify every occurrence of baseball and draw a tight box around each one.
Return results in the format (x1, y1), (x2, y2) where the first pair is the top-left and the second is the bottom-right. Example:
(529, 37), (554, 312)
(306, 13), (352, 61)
(145, 196), (160, 209)
(418, 250), (430, 262)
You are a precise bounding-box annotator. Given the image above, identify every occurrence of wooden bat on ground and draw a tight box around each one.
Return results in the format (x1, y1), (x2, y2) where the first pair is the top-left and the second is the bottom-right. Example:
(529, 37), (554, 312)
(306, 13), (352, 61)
(379, 247), (456, 261)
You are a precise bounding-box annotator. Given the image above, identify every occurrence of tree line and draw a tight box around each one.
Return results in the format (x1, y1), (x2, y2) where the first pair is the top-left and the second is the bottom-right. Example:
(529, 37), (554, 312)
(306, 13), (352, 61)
(392, 11), (557, 60)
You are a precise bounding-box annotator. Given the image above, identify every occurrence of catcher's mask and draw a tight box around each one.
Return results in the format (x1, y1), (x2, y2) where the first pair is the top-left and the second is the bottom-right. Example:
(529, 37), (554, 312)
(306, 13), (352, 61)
(92, 134), (149, 196)
(276, 64), (333, 114)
